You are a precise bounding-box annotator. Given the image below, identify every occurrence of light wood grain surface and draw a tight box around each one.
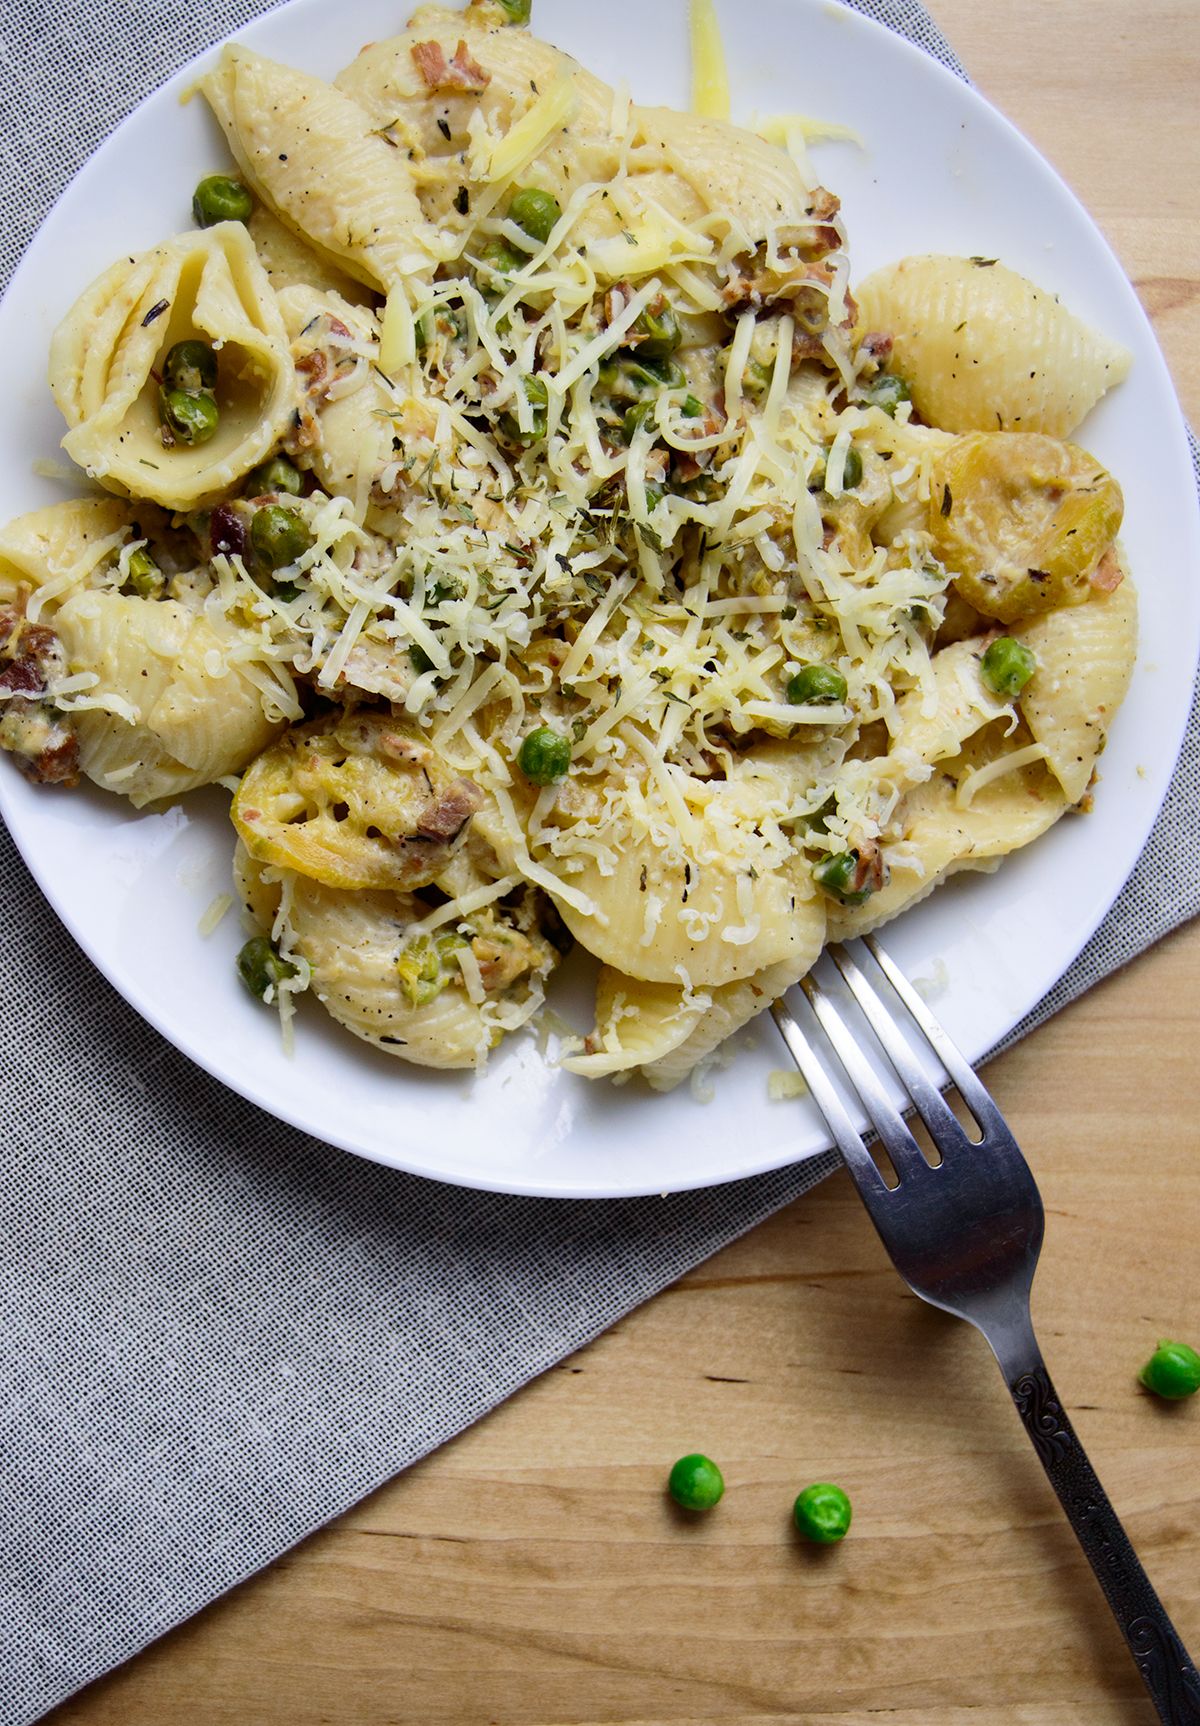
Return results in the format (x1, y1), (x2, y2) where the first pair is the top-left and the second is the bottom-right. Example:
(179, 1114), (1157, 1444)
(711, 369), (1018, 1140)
(50, 2), (1200, 1721)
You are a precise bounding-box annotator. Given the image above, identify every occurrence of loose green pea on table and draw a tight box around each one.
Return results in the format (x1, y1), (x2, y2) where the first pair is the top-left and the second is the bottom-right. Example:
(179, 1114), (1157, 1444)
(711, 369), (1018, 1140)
(793, 1483), (853, 1545)
(667, 1454), (725, 1512)
(1140, 1341), (1200, 1400)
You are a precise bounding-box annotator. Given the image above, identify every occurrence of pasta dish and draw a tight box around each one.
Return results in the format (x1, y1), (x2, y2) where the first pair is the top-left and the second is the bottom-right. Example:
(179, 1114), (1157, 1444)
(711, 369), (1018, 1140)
(0, 0), (1136, 1089)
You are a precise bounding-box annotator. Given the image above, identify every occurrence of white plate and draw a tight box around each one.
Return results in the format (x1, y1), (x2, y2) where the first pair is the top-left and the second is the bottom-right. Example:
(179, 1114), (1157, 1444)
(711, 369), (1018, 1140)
(2, 0), (1196, 1198)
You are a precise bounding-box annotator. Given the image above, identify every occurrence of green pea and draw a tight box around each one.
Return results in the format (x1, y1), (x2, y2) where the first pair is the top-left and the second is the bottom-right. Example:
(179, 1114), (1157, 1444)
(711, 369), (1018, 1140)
(622, 400), (658, 444)
(808, 444), (862, 493)
(599, 354), (687, 404)
(804, 794), (836, 836)
(744, 359), (773, 399)
(793, 1482), (852, 1544)
(246, 454), (304, 497)
(120, 546), (164, 600)
(667, 1453), (725, 1512)
(159, 387), (219, 446)
(808, 445), (863, 493)
(864, 372), (912, 416)
(813, 850), (872, 906)
(841, 447), (864, 488)
(250, 504), (313, 570)
(787, 663), (847, 706)
(478, 236), (525, 283)
(500, 374), (549, 445)
(237, 935), (297, 1002)
(1140, 1341), (1200, 1401)
(629, 302), (681, 361)
(518, 725), (571, 784)
(497, 0), (532, 20)
(509, 186), (561, 244)
(396, 933), (459, 1008)
(980, 636), (1037, 698)
(192, 174), (254, 228)
(409, 644), (435, 676)
(163, 339), (217, 394)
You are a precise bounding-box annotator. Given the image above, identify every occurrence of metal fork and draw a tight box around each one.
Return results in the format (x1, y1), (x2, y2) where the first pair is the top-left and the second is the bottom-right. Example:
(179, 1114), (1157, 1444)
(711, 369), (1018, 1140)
(772, 936), (1200, 1725)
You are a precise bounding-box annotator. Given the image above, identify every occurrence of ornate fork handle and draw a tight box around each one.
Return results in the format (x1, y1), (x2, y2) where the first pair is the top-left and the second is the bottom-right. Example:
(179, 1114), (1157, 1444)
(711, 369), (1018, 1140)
(1009, 1363), (1200, 1724)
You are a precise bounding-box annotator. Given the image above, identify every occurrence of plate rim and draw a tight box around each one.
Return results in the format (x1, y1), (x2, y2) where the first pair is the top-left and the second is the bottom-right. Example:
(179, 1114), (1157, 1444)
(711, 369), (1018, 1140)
(1, 0), (1197, 1199)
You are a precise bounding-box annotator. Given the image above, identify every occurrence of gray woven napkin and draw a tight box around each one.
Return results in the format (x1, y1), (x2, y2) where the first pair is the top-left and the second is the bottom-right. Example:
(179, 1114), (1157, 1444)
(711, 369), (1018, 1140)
(0, 2), (1196, 1720)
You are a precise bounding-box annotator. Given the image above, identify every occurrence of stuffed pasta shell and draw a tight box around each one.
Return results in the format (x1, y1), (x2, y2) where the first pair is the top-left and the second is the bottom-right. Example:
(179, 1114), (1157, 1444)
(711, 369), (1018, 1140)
(50, 223), (297, 511)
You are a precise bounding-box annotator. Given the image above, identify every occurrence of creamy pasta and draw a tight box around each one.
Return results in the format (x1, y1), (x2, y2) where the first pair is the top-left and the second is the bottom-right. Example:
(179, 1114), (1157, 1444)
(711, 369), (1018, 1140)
(0, 0), (1136, 1086)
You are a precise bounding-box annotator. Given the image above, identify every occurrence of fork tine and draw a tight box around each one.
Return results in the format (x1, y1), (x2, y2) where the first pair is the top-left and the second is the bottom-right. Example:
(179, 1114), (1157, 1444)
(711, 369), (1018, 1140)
(828, 943), (971, 1156)
(768, 996), (890, 1195)
(799, 974), (932, 1184)
(863, 936), (1006, 1138)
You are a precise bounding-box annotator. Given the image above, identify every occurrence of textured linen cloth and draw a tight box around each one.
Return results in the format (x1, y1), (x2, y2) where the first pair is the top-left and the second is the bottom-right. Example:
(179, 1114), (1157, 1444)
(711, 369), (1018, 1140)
(0, 2), (1197, 1721)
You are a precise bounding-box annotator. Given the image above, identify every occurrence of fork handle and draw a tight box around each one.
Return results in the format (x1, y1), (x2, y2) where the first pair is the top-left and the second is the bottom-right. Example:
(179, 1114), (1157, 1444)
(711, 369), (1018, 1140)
(1006, 1361), (1200, 1723)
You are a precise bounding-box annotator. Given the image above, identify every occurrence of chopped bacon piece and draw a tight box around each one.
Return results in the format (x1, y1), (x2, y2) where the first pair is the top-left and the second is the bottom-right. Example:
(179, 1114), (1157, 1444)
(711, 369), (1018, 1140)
(471, 928), (539, 993)
(449, 40), (490, 90)
(1090, 546), (1124, 593)
(296, 349), (329, 393)
(0, 610), (79, 787)
(850, 839), (887, 898)
(411, 40), (448, 85)
(415, 777), (485, 844)
(411, 38), (490, 92)
(604, 282), (636, 329)
(807, 186), (840, 223)
(860, 331), (894, 365)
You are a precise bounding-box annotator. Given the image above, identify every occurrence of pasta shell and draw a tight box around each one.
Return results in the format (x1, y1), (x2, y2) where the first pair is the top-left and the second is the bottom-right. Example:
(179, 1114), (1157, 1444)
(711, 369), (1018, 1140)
(0, 497), (159, 615)
(247, 206), (373, 304)
(202, 46), (428, 291)
(336, 6), (619, 240)
(1017, 573), (1137, 803)
(930, 432), (1124, 623)
(643, 955), (818, 1093)
(53, 590), (283, 805)
(560, 968), (707, 1079)
(555, 836), (818, 989)
(284, 874), (559, 1069)
(50, 224), (297, 511)
(829, 720), (1066, 939)
(856, 255), (1130, 437)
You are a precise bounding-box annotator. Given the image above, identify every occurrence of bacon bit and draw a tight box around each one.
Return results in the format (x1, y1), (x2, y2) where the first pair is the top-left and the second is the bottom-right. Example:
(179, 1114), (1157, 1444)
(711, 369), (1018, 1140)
(327, 317), (352, 340)
(415, 777), (485, 843)
(644, 447), (670, 486)
(807, 186), (840, 222)
(604, 282), (636, 329)
(34, 733), (80, 786)
(411, 38), (490, 92)
(0, 653), (44, 698)
(0, 610), (80, 787)
(1090, 546), (1123, 593)
(449, 40), (490, 90)
(471, 929), (537, 993)
(793, 329), (828, 364)
(296, 349), (329, 393)
(210, 503), (248, 560)
(0, 613), (56, 696)
(851, 839), (887, 897)
(860, 331), (894, 365)
(411, 40), (449, 85)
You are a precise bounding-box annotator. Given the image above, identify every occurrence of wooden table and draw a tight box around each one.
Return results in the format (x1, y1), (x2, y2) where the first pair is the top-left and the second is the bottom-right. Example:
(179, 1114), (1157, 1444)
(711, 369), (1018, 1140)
(51, 3), (1200, 1720)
